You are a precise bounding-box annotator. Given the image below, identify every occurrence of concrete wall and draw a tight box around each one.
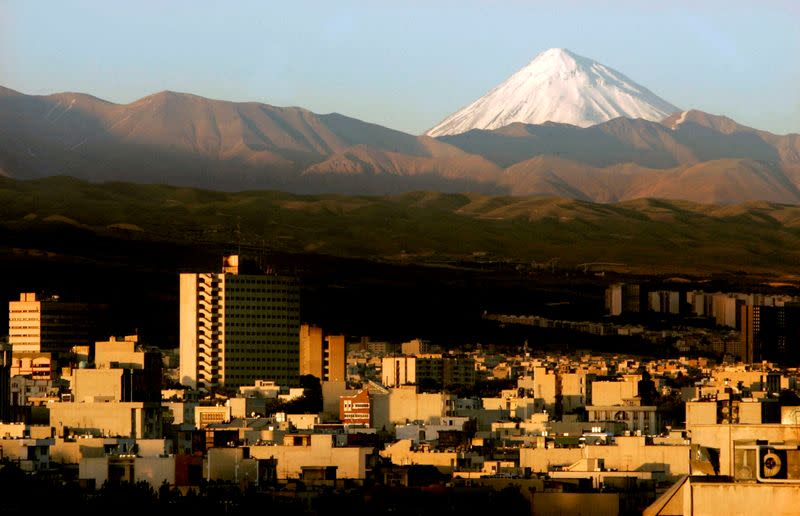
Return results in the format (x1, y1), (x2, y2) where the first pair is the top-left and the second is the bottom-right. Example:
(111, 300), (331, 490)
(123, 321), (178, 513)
(72, 369), (124, 402)
(163, 401), (196, 426)
(321, 381), (352, 418)
(561, 373), (588, 412)
(95, 337), (144, 369)
(371, 388), (451, 430)
(50, 402), (160, 438)
(134, 456), (175, 487)
(51, 437), (168, 464)
(591, 380), (637, 406)
(80, 457), (109, 486)
(79, 456), (175, 489)
(686, 402), (717, 428)
(178, 274), (198, 389)
(228, 397), (268, 419)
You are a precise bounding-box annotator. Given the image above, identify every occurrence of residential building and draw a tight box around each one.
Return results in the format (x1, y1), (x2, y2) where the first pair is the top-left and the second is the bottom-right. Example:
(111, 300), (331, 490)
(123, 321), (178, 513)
(740, 304), (800, 364)
(586, 401), (660, 435)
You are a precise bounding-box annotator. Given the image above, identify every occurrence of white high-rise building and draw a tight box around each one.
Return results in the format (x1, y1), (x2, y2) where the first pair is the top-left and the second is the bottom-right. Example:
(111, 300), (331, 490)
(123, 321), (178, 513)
(179, 256), (300, 392)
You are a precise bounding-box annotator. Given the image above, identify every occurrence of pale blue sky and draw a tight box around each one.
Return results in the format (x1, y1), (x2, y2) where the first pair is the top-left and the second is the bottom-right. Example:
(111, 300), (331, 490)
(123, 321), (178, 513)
(2, 0), (798, 134)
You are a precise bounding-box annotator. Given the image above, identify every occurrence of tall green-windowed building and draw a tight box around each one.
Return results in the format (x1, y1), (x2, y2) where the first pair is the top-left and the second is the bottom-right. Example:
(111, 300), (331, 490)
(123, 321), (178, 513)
(179, 255), (300, 392)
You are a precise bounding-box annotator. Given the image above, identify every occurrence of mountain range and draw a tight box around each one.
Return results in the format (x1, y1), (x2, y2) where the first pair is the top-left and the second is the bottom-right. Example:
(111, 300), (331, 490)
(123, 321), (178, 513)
(1, 49), (799, 204)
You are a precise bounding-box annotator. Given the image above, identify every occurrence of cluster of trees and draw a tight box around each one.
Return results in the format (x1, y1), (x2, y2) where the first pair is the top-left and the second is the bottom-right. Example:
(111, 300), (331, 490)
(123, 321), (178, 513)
(0, 459), (529, 516)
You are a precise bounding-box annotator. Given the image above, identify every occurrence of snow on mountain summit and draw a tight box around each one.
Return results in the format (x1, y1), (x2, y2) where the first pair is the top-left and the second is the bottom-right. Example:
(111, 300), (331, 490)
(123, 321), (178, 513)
(427, 48), (679, 136)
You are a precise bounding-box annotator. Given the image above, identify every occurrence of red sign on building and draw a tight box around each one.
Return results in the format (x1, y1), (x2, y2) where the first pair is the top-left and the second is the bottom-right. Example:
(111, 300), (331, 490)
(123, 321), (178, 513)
(339, 390), (371, 426)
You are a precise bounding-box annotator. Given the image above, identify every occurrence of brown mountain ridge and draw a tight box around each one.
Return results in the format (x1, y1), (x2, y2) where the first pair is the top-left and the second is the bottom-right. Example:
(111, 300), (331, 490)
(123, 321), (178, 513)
(1, 86), (798, 203)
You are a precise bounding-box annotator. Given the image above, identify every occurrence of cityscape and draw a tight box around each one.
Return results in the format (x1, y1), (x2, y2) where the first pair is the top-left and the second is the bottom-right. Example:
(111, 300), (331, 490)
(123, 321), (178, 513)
(1, 2), (799, 515)
(2, 253), (800, 514)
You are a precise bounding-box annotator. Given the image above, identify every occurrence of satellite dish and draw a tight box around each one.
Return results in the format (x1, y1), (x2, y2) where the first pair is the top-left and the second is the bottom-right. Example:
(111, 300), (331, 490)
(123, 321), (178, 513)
(763, 449), (783, 478)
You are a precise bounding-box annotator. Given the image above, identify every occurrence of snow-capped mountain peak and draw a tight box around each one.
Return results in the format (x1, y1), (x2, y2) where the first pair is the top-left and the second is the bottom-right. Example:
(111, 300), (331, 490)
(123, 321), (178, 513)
(427, 48), (679, 136)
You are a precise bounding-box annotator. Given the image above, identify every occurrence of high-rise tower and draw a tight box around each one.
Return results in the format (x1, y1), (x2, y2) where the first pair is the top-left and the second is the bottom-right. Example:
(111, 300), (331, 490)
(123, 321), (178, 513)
(179, 255), (300, 391)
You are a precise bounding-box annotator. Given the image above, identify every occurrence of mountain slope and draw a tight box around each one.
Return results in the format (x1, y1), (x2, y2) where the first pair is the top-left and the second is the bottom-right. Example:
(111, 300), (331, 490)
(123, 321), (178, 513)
(427, 48), (679, 136)
(663, 109), (800, 165)
(0, 87), (471, 189)
(502, 156), (800, 204)
(4, 176), (800, 275)
(439, 115), (788, 171)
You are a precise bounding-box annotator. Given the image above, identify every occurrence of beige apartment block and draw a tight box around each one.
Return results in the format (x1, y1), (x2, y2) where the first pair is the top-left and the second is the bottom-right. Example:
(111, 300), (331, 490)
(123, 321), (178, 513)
(0, 437), (53, 471)
(49, 401), (163, 438)
(179, 255), (300, 391)
(299, 325), (345, 382)
(370, 387), (455, 430)
(80, 456), (175, 489)
(520, 435), (689, 480)
(10, 352), (53, 380)
(95, 335), (146, 369)
(401, 339), (434, 356)
(71, 368), (127, 402)
(51, 437), (171, 464)
(381, 439), (481, 473)
(249, 433), (372, 479)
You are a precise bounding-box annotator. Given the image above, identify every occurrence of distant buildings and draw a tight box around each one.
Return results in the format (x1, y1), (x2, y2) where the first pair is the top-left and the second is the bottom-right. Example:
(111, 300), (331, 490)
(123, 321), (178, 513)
(179, 255), (300, 391)
(381, 354), (477, 390)
(740, 304), (800, 364)
(0, 344), (10, 422)
(605, 283), (643, 315)
(382, 356), (416, 388)
(647, 290), (681, 315)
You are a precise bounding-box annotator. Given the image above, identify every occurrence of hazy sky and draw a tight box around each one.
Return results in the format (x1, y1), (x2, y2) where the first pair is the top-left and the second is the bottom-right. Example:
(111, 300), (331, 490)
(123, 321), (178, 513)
(2, 1), (798, 134)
